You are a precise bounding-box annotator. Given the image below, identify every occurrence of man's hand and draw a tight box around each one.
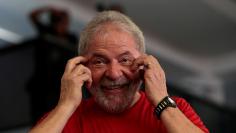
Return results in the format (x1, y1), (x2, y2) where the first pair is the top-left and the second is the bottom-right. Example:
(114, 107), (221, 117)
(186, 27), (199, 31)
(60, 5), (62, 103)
(58, 56), (92, 110)
(29, 56), (92, 133)
(131, 54), (206, 133)
(132, 54), (168, 106)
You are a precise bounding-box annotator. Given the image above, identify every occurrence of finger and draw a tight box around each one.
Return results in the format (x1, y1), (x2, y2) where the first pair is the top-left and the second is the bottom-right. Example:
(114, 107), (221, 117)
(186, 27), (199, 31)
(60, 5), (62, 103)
(78, 73), (92, 88)
(85, 75), (92, 89)
(81, 67), (92, 88)
(72, 65), (91, 76)
(71, 64), (85, 76)
(73, 66), (92, 88)
(131, 55), (150, 70)
(148, 56), (164, 71)
(65, 56), (88, 73)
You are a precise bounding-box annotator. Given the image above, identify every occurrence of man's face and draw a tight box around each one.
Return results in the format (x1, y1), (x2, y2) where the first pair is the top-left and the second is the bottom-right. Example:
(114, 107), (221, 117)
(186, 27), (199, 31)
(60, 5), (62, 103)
(85, 25), (142, 113)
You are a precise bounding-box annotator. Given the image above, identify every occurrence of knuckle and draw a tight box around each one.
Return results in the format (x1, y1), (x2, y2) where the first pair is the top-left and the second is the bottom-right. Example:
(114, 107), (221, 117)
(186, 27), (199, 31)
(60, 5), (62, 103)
(149, 55), (156, 60)
(148, 55), (153, 58)
(160, 69), (165, 75)
(67, 59), (74, 64)
(160, 71), (166, 79)
(79, 64), (85, 69)
(86, 68), (92, 74)
(147, 54), (153, 58)
(76, 65), (81, 70)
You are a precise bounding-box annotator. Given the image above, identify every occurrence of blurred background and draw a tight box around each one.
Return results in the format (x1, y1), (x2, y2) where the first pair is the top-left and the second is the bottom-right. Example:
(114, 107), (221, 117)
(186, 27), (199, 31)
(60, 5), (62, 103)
(0, 0), (236, 133)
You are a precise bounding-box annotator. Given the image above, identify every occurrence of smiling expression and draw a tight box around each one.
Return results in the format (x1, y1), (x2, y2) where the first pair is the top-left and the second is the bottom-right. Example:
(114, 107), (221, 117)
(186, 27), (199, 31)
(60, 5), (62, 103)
(84, 24), (143, 113)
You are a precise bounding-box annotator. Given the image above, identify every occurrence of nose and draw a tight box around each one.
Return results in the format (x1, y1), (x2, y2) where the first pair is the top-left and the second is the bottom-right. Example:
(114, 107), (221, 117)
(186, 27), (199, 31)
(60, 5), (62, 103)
(105, 61), (123, 80)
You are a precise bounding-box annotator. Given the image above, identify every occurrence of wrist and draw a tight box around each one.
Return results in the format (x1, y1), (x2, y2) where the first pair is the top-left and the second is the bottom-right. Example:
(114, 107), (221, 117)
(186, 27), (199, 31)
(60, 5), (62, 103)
(152, 95), (169, 107)
(57, 100), (79, 114)
(154, 96), (177, 118)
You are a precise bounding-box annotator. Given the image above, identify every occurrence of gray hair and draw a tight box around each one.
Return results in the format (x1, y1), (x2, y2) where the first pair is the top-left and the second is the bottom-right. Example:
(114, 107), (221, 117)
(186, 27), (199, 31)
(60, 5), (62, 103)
(78, 11), (145, 55)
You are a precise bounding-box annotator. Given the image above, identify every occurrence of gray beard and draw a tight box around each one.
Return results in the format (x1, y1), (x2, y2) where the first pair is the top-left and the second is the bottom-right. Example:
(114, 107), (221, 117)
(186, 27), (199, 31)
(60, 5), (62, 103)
(90, 80), (142, 113)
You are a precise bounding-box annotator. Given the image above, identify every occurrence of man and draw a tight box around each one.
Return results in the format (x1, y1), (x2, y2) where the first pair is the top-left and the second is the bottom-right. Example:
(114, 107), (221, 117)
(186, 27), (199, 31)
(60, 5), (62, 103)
(29, 11), (209, 133)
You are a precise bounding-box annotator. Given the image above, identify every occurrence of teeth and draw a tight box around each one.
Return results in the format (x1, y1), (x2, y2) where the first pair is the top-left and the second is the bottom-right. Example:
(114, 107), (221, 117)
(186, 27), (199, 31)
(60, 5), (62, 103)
(103, 84), (127, 89)
(106, 85), (121, 89)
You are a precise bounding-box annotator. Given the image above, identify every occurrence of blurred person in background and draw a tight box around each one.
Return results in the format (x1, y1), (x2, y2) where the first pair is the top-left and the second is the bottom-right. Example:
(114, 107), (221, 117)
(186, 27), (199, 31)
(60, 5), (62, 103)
(29, 6), (78, 45)
(27, 6), (78, 123)
(29, 11), (208, 133)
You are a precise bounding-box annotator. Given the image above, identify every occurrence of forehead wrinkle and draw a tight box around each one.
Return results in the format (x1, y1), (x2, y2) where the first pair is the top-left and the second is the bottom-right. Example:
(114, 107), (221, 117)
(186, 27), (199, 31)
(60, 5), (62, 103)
(95, 35), (131, 46)
(93, 43), (130, 51)
(91, 24), (136, 48)
(91, 36), (134, 51)
(86, 25), (140, 57)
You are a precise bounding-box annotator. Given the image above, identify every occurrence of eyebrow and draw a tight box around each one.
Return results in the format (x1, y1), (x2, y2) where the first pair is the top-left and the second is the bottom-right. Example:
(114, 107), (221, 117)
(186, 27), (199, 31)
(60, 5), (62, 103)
(91, 51), (133, 59)
(90, 53), (108, 59)
(118, 51), (133, 57)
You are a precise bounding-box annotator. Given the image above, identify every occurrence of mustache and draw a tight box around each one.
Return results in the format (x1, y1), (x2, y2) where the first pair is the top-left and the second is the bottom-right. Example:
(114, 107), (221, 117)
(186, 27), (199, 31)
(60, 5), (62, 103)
(100, 77), (129, 87)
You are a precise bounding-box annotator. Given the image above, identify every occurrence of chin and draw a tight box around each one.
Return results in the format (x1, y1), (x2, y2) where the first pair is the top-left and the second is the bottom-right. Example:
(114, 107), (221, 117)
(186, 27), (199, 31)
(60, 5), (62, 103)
(91, 82), (141, 113)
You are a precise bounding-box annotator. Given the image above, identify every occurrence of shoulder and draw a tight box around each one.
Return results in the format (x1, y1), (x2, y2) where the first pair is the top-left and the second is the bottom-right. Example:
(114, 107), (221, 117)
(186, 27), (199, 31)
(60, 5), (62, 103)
(172, 97), (190, 109)
(171, 96), (196, 115)
(171, 96), (209, 133)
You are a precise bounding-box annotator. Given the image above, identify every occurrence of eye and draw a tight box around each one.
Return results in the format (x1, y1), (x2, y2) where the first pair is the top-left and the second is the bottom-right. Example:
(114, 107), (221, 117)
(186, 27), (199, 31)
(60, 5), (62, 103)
(91, 58), (106, 67)
(94, 59), (103, 64)
(120, 57), (133, 66)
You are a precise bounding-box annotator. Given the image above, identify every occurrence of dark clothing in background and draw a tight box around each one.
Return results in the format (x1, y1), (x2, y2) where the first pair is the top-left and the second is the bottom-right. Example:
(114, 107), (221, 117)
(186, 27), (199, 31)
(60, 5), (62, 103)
(28, 15), (78, 123)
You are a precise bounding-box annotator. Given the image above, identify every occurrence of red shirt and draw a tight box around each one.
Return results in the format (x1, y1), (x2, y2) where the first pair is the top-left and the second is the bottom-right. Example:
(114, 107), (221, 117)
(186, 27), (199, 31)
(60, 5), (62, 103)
(62, 92), (209, 133)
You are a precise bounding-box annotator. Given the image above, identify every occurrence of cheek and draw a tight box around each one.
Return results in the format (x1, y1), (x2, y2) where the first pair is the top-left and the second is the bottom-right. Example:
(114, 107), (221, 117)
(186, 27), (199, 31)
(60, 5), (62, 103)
(90, 69), (105, 85)
(122, 68), (137, 80)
